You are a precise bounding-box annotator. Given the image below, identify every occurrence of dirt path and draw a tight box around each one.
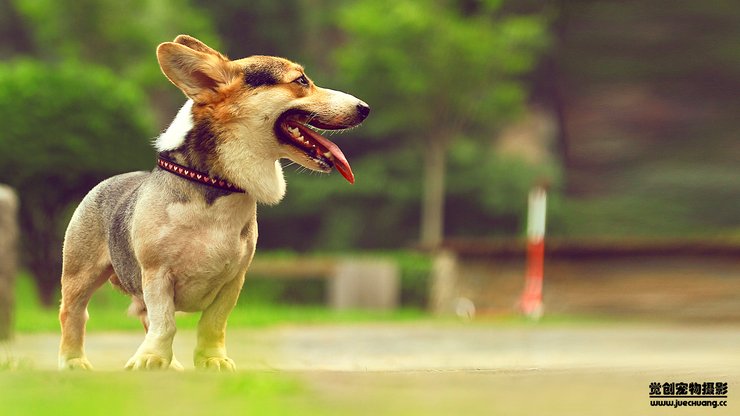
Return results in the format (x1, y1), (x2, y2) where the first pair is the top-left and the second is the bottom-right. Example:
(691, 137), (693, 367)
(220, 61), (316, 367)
(5, 322), (740, 373)
(4, 323), (740, 415)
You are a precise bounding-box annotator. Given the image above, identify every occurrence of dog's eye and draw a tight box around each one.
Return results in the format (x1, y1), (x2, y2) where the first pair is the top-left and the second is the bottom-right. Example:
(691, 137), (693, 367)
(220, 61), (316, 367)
(293, 75), (309, 87)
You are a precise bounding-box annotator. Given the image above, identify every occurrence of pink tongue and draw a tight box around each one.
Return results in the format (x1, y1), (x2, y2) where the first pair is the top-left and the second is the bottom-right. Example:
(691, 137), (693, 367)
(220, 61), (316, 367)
(302, 128), (355, 184)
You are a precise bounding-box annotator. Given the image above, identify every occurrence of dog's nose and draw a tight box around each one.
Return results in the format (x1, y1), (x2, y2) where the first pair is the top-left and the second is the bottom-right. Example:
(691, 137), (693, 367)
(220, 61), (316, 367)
(356, 101), (371, 120)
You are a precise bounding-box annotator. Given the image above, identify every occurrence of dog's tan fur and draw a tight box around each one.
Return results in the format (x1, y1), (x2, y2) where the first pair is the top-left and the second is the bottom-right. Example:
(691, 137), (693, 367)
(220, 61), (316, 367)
(58, 35), (368, 371)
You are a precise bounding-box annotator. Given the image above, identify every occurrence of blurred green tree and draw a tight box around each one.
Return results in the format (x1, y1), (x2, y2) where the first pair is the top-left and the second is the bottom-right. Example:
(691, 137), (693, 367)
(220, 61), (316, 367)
(0, 60), (155, 305)
(193, 0), (305, 59)
(12, 0), (221, 88)
(0, 0), (33, 57)
(333, 0), (549, 246)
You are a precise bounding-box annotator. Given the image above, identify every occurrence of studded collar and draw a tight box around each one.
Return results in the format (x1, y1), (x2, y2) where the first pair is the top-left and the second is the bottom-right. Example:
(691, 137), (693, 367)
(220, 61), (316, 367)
(157, 156), (245, 193)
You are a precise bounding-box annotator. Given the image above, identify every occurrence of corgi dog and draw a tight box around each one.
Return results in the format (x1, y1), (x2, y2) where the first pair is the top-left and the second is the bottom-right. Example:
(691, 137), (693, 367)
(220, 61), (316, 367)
(58, 35), (369, 371)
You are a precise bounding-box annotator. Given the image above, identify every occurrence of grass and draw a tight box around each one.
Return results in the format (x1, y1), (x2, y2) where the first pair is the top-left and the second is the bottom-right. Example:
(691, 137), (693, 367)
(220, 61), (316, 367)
(0, 356), (33, 371)
(0, 371), (309, 416)
(0, 366), (684, 416)
(13, 271), (426, 333)
(12, 249), (434, 332)
(3, 273), (433, 416)
(13, 268), (628, 333)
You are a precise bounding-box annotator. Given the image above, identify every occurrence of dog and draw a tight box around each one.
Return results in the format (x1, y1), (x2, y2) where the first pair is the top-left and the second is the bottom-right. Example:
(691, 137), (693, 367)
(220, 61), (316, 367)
(58, 35), (369, 371)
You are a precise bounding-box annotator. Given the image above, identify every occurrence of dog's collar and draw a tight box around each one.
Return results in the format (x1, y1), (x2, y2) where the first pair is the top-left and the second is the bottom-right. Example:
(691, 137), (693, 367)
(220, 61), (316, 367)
(157, 156), (245, 193)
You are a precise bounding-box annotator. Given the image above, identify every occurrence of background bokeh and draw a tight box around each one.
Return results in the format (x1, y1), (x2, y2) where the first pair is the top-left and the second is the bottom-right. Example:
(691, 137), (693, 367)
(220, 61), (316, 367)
(0, 0), (738, 305)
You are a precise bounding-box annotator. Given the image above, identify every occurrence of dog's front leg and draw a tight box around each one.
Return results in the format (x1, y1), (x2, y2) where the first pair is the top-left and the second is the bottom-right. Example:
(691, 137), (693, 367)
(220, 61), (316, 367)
(125, 270), (176, 370)
(193, 273), (245, 371)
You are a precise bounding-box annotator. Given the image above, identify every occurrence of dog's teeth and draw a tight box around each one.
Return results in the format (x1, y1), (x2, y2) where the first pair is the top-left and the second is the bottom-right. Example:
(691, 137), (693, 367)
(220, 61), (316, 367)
(323, 151), (332, 159)
(288, 126), (300, 137)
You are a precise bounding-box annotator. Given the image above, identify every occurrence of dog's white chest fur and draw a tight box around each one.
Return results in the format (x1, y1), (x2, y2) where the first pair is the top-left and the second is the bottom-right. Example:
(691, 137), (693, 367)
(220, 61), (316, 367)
(133, 192), (258, 312)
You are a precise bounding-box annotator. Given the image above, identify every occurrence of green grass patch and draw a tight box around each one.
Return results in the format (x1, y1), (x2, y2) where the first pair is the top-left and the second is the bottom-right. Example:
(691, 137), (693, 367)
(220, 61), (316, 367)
(13, 250), (432, 332)
(0, 371), (307, 416)
(0, 356), (33, 371)
(14, 271), (426, 332)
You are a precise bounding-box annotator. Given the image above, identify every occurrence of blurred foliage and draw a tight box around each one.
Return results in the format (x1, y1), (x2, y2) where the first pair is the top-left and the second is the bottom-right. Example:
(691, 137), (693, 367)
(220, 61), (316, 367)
(446, 136), (561, 236)
(193, 0), (305, 59)
(329, 0), (549, 244)
(334, 0), (548, 137)
(539, 0), (740, 237)
(239, 251), (433, 308)
(1, 0), (738, 303)
(257, 0), (551, 249)
(13, 271), (425, 332)
(557, 168), (740, 237)
(12, 0), (221, 87)
(0, 60), (155, 303)
(0, 60), (154, 181)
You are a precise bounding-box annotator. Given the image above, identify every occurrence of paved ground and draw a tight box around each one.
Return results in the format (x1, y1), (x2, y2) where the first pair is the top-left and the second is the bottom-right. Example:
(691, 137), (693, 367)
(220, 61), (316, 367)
(4, 322), (739, 415)
(7, 322), (740, 372)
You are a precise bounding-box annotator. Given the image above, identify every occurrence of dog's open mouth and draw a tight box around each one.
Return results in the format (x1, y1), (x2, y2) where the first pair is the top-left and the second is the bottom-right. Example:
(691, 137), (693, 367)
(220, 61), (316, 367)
(276, 111), (355, 184)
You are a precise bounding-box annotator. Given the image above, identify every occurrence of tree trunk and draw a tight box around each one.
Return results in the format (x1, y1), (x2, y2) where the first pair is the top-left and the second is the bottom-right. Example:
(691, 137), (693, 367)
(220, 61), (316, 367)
(420, 140), (447, 248)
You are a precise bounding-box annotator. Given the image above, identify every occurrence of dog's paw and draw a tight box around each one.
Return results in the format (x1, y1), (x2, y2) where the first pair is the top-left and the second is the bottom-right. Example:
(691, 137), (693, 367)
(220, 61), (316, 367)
(59, 357), (94, 371)
(170, 356), (185, 371)
(124, 353), (171, 371)
(194, 356), (236, 372)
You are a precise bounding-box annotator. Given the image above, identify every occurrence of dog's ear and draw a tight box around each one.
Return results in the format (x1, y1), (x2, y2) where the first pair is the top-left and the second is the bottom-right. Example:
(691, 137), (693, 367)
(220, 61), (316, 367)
(173, 35), (229, 61)
(157, 42), (240, 102)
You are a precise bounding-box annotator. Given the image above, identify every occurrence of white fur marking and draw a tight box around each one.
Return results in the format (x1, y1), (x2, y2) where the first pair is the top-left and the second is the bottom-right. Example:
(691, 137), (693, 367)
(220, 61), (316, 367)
(155, 100), (194, 151)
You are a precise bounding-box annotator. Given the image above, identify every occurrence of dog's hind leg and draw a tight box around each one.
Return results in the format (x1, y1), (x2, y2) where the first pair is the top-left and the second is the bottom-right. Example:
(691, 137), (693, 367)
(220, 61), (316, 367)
(58, 259), (112, 370)
(128, 296), (150, 332)
(59, 197), (112, 370)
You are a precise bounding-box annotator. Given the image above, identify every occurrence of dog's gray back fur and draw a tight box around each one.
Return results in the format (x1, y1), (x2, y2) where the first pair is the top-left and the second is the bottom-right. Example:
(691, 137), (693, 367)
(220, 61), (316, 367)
(100, 171), (148, 295)
(76, 171), (149, 296)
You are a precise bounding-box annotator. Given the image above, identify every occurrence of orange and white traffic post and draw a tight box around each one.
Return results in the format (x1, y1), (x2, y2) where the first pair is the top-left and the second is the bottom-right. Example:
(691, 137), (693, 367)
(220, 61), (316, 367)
(520, 185), (547, 319)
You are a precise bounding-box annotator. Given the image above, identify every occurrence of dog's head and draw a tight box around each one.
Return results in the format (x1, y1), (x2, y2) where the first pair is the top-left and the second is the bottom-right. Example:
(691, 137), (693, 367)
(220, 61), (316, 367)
(155, 35), (369, 204)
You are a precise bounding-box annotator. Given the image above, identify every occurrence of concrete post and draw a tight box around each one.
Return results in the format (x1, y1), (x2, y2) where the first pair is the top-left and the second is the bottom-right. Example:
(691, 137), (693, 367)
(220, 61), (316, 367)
(429, 250), (460, 315)
(329, 259), (399, 311)
(0, 185), (19, 340)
